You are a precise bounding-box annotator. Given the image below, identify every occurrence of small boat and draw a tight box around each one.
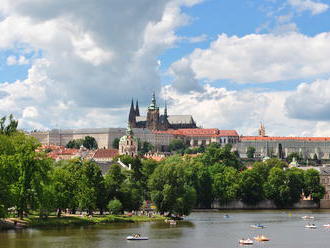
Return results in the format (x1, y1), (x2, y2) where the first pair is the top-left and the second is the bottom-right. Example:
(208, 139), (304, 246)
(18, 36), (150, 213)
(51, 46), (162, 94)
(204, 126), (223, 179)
(223, 214), (230, 218)
(305, 224), (317, 229)
(126, 234), (149, 240)
(302, 215), (314, 219)
(254, 235), (270, 242)
(239, 238), (254, 245)
(323, 224), (330, 228)
(169, 220), (177, 225)
(250, 224), (266, 229)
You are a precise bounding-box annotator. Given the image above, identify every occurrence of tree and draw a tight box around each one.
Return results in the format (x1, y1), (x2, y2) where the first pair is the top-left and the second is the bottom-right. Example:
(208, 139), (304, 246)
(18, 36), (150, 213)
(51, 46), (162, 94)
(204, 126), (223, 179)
(112, 138), (120, 149)
(168, 139), (186, 153)
(149, 161), (197, 216)
(247, 146), (256, 159)
(238, 168), (264, 205)
(264, 167), (305, 207)
(286, 152), (302, 163)
(212, 165), (239, 204)
(83, 136), (98, 150)
(66, 139), (84, 149)
(9, 133), (51, 219)
(200, 144), (242, 169)
(139, 141), (154, 155)
(304, 169), (325, 202)
(104, 164), (125, 202)
(0, 114), (18, 135)
(107, 199), (123, 214)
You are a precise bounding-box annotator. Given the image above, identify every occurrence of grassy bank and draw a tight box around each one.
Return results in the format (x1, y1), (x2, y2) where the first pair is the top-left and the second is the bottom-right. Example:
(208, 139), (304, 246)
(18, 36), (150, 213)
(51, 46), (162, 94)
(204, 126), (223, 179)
(7, 214), (165, 228)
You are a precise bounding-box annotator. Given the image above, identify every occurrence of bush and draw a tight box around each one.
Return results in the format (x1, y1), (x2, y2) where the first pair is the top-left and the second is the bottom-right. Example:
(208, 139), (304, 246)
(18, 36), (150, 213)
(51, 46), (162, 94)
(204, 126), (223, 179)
(107, 199), (123, 215)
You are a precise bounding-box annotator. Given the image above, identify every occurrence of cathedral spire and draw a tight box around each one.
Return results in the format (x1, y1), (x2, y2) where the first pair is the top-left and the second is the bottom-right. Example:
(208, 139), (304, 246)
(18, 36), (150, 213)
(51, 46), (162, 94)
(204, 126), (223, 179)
(164, 100), (168, 117)
(148, 92), (159, 110)
(135, 100), (140, 116)
(128, 98), (136, 127)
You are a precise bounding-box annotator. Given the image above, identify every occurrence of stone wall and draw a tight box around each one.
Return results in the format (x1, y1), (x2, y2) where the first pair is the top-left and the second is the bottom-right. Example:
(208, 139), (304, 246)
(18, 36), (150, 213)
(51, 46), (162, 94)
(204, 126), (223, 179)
(211, 200), (319, 210)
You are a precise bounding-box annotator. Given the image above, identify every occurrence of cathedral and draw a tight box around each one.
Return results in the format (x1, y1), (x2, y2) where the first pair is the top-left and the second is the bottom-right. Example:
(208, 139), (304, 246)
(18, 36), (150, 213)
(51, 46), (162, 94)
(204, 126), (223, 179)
(128, 93), (197, 131)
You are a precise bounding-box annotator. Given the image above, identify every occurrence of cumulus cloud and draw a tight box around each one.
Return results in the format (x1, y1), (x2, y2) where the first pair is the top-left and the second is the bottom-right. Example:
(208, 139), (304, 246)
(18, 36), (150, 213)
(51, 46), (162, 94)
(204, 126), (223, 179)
(6, 55), (29, 65)
(170, 32), (330, 84)
(285, 79), (330, 121)
(288, 0), (329, 15)
(0, 0), (204, 129)
(163, 84), (330, 137)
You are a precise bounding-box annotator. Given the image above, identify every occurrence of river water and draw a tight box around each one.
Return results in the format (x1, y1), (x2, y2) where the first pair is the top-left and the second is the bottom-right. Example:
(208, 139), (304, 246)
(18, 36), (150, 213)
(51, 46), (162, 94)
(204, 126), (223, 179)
(1, 210), (330, 248)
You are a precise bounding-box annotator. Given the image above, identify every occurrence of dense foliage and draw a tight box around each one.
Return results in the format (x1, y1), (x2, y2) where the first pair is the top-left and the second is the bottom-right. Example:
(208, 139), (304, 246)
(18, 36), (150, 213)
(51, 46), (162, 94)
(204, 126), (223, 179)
(0, 118), (326, 219)
(66, 136), (98, 149)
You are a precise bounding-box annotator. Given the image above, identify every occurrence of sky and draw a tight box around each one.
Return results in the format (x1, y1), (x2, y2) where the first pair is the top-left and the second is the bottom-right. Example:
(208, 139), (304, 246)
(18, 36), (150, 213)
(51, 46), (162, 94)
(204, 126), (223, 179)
(1, 0), (330, 136)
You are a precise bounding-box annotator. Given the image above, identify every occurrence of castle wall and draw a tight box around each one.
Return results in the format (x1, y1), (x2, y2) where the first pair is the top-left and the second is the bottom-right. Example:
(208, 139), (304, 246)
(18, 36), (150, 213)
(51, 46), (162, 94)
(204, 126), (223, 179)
(234, 140), (330, 159)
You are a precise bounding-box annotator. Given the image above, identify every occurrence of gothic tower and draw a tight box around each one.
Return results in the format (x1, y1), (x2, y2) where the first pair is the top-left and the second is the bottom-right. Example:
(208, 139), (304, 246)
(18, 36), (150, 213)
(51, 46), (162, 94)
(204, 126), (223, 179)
(258, 122), (266, 137)
(128, 99), (136, 128)
(135, 100), (140, 116)
(146, 92), (160, 130)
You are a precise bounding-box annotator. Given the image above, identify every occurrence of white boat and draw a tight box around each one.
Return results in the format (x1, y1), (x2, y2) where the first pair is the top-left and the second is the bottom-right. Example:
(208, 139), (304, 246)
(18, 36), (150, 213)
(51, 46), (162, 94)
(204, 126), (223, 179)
(324, 224), (330, 228)
(305, 224), (317, 229)
(169, 220), (177, 225)
(126, 235), (149, 240)
(239, 238), (254, 245)
(302, 215), (314, 219)
(250, 224), (266, 229)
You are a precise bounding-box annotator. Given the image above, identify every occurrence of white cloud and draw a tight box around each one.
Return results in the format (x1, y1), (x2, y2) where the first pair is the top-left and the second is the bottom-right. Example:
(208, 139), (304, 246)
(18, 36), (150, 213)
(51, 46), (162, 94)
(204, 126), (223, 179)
(22, 106), (38, 118)
(0, 0), (204, 129)
(6, 55), (29, 65)
(285, 78), (330, 121)
(288, 0), (329, 15)
(163, 84), (330, 137)
(169, 32), (330, 87)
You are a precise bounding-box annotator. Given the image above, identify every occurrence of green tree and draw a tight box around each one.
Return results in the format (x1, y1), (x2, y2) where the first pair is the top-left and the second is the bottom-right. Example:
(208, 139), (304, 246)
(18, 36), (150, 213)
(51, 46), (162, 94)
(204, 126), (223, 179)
(0, 114), (18, 135)
(66, 139), (84, 149)
(149, 161), (197, 216)
(212, 165), (239, 204)
(83, 136), (98, 150)
(112, 138), (120, 149)
(139, 141), (154, 155)
(238, 168), (264, 205)
(247, 146), (256, 159)
(168, 139), (186, 153)
(9, 133), (51, 219)
(107, 199), (123, 214)
(286, 152), (302, 163)
(304, 169), (325, 202)
(104, 164), (125, 202)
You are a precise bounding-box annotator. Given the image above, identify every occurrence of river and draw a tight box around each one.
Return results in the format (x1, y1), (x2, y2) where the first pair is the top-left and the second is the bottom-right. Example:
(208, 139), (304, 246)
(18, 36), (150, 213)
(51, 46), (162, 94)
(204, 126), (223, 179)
(1, 210), (330, 248)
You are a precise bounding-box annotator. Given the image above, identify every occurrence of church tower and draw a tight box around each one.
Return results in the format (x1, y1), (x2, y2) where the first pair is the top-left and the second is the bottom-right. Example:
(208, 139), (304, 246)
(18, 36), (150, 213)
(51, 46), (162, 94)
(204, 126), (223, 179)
(135, 100), (140, 116)
(146, 92), (160, 130)
(258, 122), (266, 137)
(128, 99), (136, 128)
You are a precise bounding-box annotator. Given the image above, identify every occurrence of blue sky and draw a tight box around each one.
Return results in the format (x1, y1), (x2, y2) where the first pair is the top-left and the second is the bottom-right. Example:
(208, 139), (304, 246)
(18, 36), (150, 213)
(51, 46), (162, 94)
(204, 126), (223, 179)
(1, 0), (330, 136)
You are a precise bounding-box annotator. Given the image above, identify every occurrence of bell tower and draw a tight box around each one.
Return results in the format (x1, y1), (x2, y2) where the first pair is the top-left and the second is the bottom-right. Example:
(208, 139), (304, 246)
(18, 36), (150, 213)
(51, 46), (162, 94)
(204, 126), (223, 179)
(146, 92), (160, 130)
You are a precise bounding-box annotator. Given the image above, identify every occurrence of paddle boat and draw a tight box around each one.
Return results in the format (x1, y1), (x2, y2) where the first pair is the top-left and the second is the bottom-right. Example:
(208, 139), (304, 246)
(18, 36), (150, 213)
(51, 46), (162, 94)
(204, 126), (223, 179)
(126, 234), (149, 240)
(169, 220), (177, 225)
(250, 224), (266, 229)
(254, 235), (270, 242)
(305, 223), (317, 229)
(239, 238), (254, 245)
(323, 224), (330, 228)
(302, 215), (314, 220)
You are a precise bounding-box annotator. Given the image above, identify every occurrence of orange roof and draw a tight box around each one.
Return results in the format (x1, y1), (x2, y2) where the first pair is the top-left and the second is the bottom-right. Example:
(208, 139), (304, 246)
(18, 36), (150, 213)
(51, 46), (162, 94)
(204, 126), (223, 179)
(241, 136), (330, 141)
(93, 149), (118, 158)
(154, 128), (239, 137)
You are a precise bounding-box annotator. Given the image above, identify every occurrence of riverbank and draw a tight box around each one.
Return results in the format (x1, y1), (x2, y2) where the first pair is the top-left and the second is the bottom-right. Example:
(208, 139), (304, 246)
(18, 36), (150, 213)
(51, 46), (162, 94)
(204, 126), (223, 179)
(1, 214), (166, 230)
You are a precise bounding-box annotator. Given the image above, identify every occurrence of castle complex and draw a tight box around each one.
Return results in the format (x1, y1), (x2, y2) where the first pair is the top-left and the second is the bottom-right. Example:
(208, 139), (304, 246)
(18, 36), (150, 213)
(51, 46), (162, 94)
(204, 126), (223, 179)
(28, 94), (330, 160)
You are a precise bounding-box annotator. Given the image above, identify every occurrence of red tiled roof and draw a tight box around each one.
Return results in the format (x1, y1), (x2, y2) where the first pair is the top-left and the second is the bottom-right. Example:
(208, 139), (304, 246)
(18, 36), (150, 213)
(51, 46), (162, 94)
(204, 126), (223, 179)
(241, 136), (330, 141)
(154, 128), (239, 137)
(93, 149), (118, 158)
